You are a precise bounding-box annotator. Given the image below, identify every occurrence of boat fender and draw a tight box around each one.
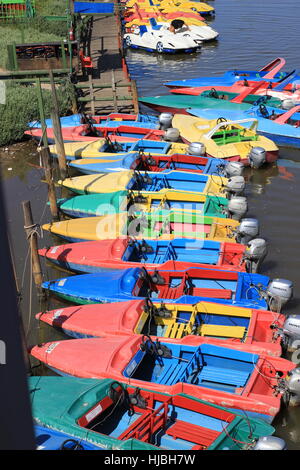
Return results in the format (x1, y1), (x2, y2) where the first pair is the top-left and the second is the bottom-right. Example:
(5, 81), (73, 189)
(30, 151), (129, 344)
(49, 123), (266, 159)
(188, 142), (206, 156)
(253, 436), (287, 450)
(159, 113), (174, 130)
(234, 218), (259, 244)
(248, 147), (266, 169)
(163, 128), (180, 142)
(266, 279), (293, 312)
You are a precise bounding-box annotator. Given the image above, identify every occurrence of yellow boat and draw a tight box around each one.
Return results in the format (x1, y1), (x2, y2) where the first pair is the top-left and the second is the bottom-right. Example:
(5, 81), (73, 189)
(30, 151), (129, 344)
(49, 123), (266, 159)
(58, 170), (231, 198)
(172, 115), (279, 164)
(125, 16), (208, 27)
(50, 140), (190, 160)
(42, 212), (240, 243)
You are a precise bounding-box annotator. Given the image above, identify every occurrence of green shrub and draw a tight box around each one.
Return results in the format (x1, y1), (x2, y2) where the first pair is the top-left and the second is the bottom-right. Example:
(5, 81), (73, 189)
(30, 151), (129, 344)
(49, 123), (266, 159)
(0, 79), (76, 146)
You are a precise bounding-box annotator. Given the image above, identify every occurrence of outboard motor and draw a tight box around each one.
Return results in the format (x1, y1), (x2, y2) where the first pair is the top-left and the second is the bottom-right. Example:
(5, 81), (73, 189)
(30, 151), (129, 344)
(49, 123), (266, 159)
(248, 147), (266, 169)
(163, 128), (180, 142)
(188, 142), (206, 156)
(159, 113), (174, 130)
(283, 368), (300, 406)
(281, 98), (296, 110)
(253, 436), (287, 450)
(225, 176), (246, 196)
(227, 196), (248, 220)
(235, 218), (259, 244)
(224, 161), (244, 177)
(243, 238), (268, 273)
(266, 279), (293, 312)
(282, 315), (300, 351)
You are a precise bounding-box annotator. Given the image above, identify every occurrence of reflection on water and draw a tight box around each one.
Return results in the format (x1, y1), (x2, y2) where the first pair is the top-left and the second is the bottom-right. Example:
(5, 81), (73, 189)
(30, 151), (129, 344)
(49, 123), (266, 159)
(1, 0), (300, 449)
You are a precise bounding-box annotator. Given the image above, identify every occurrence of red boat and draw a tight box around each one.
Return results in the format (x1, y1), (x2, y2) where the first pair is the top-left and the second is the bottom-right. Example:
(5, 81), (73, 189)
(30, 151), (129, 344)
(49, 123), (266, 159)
(38, 238), (250, 274)
(25, 124), (165, 144)
(30, 334), (294, 422)
(36, 298), (285, 356)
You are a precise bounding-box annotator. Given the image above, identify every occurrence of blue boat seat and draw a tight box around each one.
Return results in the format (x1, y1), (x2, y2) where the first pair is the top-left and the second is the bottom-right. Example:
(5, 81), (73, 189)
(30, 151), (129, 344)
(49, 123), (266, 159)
(139, 25), (148, 36)
(149, 17), (162, 30)
(199, 366), (249, 388)
(155, 361), (187, 385)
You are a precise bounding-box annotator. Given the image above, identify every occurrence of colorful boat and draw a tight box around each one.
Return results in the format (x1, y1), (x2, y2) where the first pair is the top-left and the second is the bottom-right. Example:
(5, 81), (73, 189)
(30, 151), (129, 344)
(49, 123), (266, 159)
(38, 237), (253, 273)
(41, 266), (276, 309)
(35, 425), (102, 450)
(164, 57), (292, 89)
(29, 335), (295, 422)
(28, 113), (159, 129)
(42, 212), (243, 243)
(138, 89), (282, 115)
(189, 104), (300, 148)
(171, 116), (278, 164)
(36, 298), (285, 356)
(58, 170), (238, 198)
(56, 190), (235, 220)
(67, 152), (233, 176)
(29, 376), (278, 450)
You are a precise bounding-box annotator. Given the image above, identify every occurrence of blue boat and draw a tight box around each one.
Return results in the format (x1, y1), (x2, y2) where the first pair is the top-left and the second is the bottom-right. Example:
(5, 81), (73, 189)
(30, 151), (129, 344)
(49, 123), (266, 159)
(69, 152), (228, 175)
(165, 57), (299, 88)
(35, 425), (102, 450)
(189, 104), (300, 148)
(42, 266), (272, 309)
(28, 113), (159, 129)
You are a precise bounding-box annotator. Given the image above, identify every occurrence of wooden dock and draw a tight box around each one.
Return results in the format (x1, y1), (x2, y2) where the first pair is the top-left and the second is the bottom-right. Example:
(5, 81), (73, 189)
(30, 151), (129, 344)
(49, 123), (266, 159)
(76, 6), (139, 115)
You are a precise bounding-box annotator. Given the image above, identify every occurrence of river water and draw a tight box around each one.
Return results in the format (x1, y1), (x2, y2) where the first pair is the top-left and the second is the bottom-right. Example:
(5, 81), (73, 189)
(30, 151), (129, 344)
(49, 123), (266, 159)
(1, 0), (300, 449)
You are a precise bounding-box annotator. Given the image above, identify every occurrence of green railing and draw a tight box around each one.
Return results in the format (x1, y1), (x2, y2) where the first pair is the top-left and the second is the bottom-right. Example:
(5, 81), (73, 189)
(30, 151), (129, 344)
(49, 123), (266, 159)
(0, 0), (35, 21)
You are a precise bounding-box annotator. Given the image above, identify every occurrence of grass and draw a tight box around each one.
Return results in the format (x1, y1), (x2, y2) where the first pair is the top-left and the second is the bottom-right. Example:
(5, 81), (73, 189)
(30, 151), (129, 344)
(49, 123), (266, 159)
(35, 0), (70, 16)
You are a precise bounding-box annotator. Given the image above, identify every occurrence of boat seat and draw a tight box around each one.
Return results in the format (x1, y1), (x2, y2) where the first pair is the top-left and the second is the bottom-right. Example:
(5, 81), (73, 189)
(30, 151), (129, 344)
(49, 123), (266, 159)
(199, 366), (250, 387)
(156, 361), (187, 385)
(166, 420), (220, 448)
(198, 324), (246, 339)
(139, 25), (148, 35)
(165, 322), (187, 339)
(188, 287), (233, 299)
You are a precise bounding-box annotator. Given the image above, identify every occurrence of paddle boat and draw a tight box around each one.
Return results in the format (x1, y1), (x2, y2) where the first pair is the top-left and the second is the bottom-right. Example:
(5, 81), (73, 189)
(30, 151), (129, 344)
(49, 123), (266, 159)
(56, 190), (243, 220)
(49, 139), (191, 161)
(164, 57), (295, 89)
(171, 116), (279, 165)
(28, 112), (159, 129)
(39, 236), (265, 274)
(29, 335), (296, 423)
(126, 0), (214, 16)
(189, 104), (300, 148)
(170, 70), (300, 106)
(138, 89), (282, 115)
(25, 123), (169, 144)
(67, 152), (244, 177)
(124, 23), (201, 54)
(40, 265), (292, 310)
(36, 298), (285, 357)
(35, 425), (102, 450)
(29, 377), (281, 450)
(58, 170), (245, 197)
(42, 212), (258, 245)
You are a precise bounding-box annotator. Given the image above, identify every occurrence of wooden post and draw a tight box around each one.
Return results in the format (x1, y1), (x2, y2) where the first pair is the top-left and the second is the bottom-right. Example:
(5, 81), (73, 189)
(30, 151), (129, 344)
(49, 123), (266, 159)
(130, 79), (139, 114)
(22, 200), (43, 288)
(89, 74), (95, 115)
(49, 70), (67, 180)
(111, 70), (118, 112)
(35, 78), (48, 148)
(40, 147), (59, 221)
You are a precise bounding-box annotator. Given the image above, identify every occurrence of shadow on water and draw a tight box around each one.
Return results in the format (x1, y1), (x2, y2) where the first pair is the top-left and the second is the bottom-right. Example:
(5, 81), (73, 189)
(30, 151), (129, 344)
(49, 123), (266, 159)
(1, 0), (300, 448)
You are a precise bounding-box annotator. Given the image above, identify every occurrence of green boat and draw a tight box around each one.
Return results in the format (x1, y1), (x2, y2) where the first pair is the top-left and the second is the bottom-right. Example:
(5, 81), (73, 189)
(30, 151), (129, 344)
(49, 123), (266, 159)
(57, 190), (233, 220)
(29, 376), (276, 451)
(139, 90), (282, 115)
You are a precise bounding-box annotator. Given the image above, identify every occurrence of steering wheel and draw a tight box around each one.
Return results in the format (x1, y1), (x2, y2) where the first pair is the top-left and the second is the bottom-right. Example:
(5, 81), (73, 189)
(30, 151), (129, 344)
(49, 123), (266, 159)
(216, 117), (229, 130)
(209, 87), (219, 99)
(259, 104), (269, 118)
(59, 439), (84, 450)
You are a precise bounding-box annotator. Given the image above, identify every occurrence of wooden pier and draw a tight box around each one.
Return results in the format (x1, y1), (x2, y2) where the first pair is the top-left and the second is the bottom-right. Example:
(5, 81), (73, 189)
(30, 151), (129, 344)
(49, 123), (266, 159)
(76, 5), (139, 115)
